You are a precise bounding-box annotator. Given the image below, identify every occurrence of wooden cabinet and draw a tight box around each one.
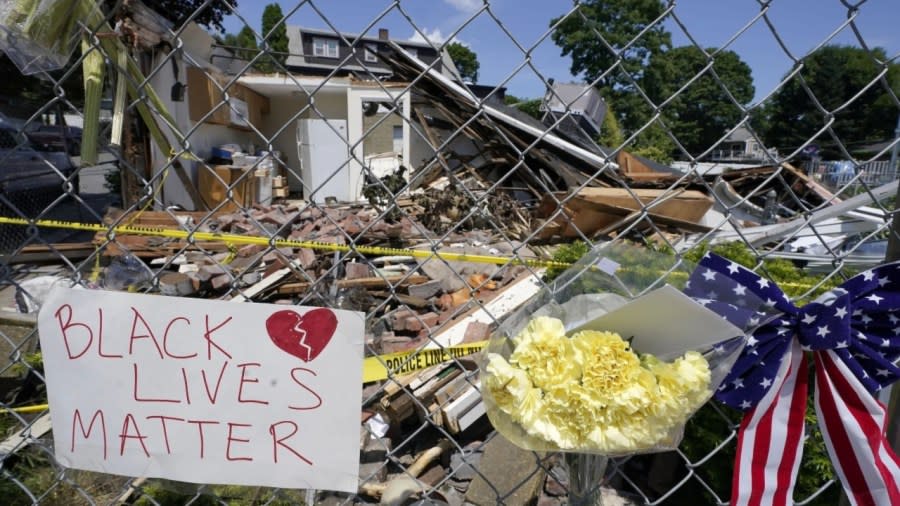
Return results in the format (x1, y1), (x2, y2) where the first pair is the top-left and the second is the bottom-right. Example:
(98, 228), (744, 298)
(197, 165), (259, 212)
(186, 67), (269, 130)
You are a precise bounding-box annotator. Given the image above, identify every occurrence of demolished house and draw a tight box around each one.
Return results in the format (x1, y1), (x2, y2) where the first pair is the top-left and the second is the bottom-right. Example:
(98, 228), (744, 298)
(2, 3), (897, 504)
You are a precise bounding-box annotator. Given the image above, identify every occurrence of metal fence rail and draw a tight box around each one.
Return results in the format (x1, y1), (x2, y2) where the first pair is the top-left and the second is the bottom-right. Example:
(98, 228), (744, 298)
(1, 0), (899, 505)
(809, 159), (899, 192)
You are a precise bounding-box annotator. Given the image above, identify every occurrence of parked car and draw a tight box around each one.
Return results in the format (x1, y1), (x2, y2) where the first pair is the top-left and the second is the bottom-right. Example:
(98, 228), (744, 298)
(0, 125), (77, 198)
(25, 124), (83, 156)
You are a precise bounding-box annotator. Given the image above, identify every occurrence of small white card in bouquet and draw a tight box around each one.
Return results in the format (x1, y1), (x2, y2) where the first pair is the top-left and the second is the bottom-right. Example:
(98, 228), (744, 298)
(574, 285), (743, 357)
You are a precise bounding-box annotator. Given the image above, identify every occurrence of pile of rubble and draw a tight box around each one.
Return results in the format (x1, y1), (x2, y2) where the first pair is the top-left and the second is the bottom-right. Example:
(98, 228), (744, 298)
(3, 39), (891, 506)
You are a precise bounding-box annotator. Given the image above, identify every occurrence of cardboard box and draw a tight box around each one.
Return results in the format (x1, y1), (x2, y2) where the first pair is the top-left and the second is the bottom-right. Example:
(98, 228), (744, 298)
(198, 165), (258, 212)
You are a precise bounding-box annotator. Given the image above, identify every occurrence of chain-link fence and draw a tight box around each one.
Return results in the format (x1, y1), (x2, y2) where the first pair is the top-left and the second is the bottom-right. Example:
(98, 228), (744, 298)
(1, 0), (899, 504)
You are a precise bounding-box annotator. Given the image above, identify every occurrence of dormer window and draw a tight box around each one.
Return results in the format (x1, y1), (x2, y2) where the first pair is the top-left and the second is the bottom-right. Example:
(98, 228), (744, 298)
(364, 43), (378, 63)
(313, 37), (339, 58)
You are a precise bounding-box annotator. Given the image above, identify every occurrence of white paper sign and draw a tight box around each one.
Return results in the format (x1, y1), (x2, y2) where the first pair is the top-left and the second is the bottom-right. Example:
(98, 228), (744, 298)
(37, 287), (364, 492)
(574, 285), (743, 357)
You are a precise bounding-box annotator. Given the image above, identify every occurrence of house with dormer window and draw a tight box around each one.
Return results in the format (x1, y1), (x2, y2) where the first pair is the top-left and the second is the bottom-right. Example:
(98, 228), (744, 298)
(286, 27), (441, 78)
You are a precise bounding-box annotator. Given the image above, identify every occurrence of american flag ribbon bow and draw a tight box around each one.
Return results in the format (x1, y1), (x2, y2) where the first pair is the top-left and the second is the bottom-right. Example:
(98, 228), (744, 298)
(685, 253), (900, 506)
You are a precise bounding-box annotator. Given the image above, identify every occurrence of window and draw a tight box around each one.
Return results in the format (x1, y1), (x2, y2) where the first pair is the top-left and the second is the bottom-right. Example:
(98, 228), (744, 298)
(392, 125), (403, 153)
(312, 37), (339, 58)
(364, 43), (378, 63)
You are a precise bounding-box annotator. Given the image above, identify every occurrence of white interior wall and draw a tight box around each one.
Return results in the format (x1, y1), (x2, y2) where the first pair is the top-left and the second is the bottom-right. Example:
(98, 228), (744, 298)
(260, 91), (349, 193)
(263, 95), (306, 192)
(347, 87), (410, 201)
(148, 26), (253, 210)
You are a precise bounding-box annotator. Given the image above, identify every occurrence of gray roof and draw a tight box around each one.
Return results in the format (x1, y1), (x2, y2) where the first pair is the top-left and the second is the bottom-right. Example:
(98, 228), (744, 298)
(726, 126), (755, 143)
(287, 26), (434, 49)
(543, 83), (605, 132)
(286, 25), (435, 71)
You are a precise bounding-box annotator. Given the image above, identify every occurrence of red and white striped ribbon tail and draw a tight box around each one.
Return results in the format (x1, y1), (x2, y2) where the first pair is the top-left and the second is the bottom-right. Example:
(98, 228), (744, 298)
(814, 350), (900, 506)
(731, 339), (808, 506)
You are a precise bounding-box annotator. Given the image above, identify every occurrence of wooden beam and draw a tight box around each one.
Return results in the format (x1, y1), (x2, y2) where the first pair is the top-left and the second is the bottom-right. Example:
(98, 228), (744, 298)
(0, 413), (51, 457)
(277, 274), (430, 294)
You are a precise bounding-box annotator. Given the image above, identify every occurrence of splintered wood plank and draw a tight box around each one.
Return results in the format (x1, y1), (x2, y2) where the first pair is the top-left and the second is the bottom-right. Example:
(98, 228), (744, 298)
(0, 413), (51, 458)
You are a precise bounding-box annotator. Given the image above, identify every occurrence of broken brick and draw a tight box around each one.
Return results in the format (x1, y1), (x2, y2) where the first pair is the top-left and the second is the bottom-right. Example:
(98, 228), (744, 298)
(390, 309), (417, 331)
(405, 312), (439, 332)
(342, 217), (364, 235)
(199, 264), (229, 280)
(380, 332), (414, 354)
(297, 248), (317, 268)
(210, 274), (232, 290)
(238, 244), (263, 257)
(345, 262), (371, 280)
(298, 221), (317, 235)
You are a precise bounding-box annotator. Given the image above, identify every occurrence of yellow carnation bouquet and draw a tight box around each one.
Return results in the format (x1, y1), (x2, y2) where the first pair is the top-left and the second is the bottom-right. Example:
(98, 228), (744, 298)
(479, 243), (750, 503)
(485, 317), (713, 453)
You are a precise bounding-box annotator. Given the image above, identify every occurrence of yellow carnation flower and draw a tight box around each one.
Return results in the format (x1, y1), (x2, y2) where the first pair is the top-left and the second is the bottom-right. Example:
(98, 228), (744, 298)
(512, 316), (566, 347)
(572, 331), (646, 404)
(485, 353), (536, 412)
(509, 317), (580, 390)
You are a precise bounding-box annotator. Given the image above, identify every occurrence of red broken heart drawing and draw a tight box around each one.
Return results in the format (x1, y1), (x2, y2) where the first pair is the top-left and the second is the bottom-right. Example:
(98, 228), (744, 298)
(266, 308), (338, 362)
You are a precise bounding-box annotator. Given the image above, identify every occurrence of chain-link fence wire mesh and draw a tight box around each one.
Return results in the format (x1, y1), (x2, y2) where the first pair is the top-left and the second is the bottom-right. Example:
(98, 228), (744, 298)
(1, 0), (899, 504)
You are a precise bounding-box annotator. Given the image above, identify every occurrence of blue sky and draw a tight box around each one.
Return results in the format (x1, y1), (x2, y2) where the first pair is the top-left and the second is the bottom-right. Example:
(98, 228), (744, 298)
(220, 0), (899, 104)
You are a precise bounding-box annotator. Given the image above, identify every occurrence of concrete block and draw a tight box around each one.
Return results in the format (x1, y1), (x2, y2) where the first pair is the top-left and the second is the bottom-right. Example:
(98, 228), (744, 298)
(361, 436), (392, 463)
(358, 461), (387, 483)
(465, 434), (545, 506)
(408, 279), (442, 299)
(159, 272), (195, 296)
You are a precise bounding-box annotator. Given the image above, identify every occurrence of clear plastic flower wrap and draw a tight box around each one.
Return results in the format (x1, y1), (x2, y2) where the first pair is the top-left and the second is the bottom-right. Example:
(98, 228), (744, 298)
(481, 243), (768, 457)
(0, 0), (93, 75)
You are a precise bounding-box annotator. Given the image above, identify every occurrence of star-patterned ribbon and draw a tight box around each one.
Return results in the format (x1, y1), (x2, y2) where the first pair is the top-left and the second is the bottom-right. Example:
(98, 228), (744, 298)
(685, 253), (900, 506)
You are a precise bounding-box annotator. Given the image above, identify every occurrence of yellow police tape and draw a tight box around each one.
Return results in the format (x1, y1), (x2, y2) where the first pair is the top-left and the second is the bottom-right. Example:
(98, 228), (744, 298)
(3, 404), (48, 414)
(0, 216), (570, 270)
(362, 341), (487, 383)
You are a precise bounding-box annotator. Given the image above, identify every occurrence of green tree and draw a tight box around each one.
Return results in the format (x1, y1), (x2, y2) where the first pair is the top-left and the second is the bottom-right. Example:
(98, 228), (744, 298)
(260, 3), (289, 71)
(504, 94), (543, 120)
(642, 46), (755, 158)
(630, 121), (675, 164)
(446, 42), (479, 83)
(139, 0), (235, 32)
(550, 0), (671, 132)
(225, 26), (259, 62)
(763, 45), (900, 158)
(598, 100), (624, 149)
